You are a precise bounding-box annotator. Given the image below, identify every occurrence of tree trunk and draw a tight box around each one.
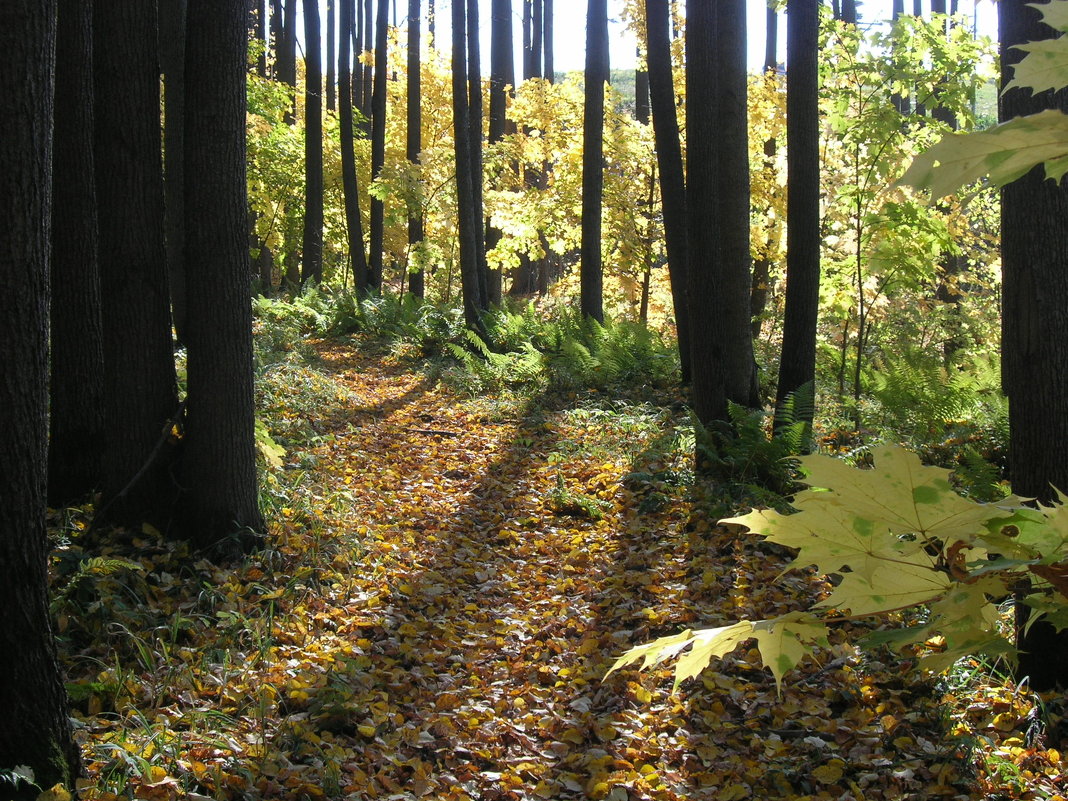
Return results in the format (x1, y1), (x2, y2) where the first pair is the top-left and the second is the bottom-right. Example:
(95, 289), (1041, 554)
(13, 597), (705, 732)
(342, 0), (370, 291)
(254, 0), (268, 77)
(580, 0), (608, 323)
(280, 0), (298, 124)
(775, 0), (821, 434)
(1000, 0), (1068, 691)
(180, 0), (265, 553)
(467, 0), (491, 307)
(523, 0), (533, 79)
(327, 0), (336, 111)
(407, 0), (425, 297)
(543, 0), (554, 82)
(635, 50), (650, 124)
(0, 1), (82, 789)
(368, 0), (388, 289)
(686, 0), (757, 430)
(270, 0), (284, 78)
(841, 0), (858, 23)
(49, 0), (105, 505)
(487, 0), (514, 303)
(302, 0), (325, 285)
(94, 0), (180, 528)
(644, 0), (691, 381)
(160, 0), (188, 344)
(452, 0), (486, 331)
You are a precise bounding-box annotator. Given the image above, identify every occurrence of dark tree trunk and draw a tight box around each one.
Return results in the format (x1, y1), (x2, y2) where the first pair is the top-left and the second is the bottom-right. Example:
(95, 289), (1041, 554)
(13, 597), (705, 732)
(523, 0), (534, 79)
(302, 0), (324, 285)
(645, 0), (691, 382)
(914, 0), (923, 15)
(686, 0), (757, 429)
(368, 0), (388, 289)
(160, 0), (188, 344)
(486, 0), (514, 303)
(280, 0), (298, 123)
(270, 0), (284, 78)
(750, 3), (777, 340)
(580, 0), (608, 323)
(342, 0), (370, 291)
(181, 0), (264, 553)
(543, 0), (554, 82)
(891, 0), (910, 115)
(1000, 0), (1068, 691)
(354, 0), (365, 111)
(467, 0), (491, 307)
(362, 0), (375, 128)
(532, 0), (543, 80)
(840, 0), (857, 23)
(94, 0), (180, 528)
(408, 0), (425, 298)
(49, 0), (105, 505)
(775, 0), (821, 433)
(635, 48), (650, 123)
(0, 2), (82, 791)
(327, 0), (336, 111)
(452, 0), (486, 331)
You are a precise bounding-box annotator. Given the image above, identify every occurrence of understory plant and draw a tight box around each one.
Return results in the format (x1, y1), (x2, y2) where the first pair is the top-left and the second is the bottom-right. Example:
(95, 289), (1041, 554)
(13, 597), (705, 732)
(609, 445), (1068, 694)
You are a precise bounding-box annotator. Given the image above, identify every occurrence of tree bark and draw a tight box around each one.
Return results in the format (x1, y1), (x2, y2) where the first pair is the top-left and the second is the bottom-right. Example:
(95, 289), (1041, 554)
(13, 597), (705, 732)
(543, 0), (554, 82)
(327, 0), (336, 111)
(645, 0), (691, 382)
(467, 0), (491, 307)
(686, 0), (758, 429)
(280, 0), (298, 123)
(94, 0), (180, 528)
(580, 0), (609, 323)
(342, 0), (370, 291)
(452, 0), (486, 331)
(1000, 0), (1068, 690)
(49, 0), (106, 505)
(0, 1), (82, 790)
(407, 0), (425, 297)
(160, 0), (188, 344)
(487, 0), (514, 303)
(302, 0), (325, 285)
(775, 0), (821, 433)
(254, 0), (268, 77)
(180, 0), (265, 553)
(368, 0), (389, 289)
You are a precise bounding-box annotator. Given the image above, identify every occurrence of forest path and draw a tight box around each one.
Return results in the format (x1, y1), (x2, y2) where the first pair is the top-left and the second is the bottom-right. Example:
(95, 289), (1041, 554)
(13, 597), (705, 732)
(244, 341), (999, 801)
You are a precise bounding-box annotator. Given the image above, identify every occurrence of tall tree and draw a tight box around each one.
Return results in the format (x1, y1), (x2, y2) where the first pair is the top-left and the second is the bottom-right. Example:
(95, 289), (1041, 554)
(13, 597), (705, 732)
(487, 0), (515, 303)
(49, 0), (105, 505)
(362, 0), (374, 128)
(687, 0), (758, 430)
(840, 0), (858, 23)
(775, 0), (821, 433)
(0, 1), (82, 789)
(303, 0), (325, 285)
(368, 0), (389, 289)
(407, 0), (425, 297)
(270, 0), (284, 77)
(342, 0), (370, 291)
(181, 0), (265, 552)
(999, 0), (1068, 690)
(467, 0), (491, 306)
(280, 0), (298, 123)
(451, 0), (486, 330)
(645, 0), (691, 382)
(543, 0), (554, 82)
(327, 0), (337, 111)
(94, 1), (180, 527)
(580, 0), (609, 323)
(160, 0), (188, 343)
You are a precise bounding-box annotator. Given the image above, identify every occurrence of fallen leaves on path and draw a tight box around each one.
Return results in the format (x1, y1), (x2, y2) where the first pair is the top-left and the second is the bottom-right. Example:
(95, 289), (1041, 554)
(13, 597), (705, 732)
(57, 341), (1066, 801)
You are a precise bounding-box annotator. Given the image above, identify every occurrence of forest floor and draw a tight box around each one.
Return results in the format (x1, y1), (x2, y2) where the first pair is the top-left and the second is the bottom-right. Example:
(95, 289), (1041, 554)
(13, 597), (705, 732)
(56, 337), (1065, 801)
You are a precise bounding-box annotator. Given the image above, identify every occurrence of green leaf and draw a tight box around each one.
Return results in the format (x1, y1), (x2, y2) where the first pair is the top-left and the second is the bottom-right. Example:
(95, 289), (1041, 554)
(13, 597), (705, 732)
(1006, 36), (1068, 94)
(822, 560), (950, 616)
(750, 613), (828, 696)
(898, 109), (1068, 201)
(1031, 0), (1068, 35)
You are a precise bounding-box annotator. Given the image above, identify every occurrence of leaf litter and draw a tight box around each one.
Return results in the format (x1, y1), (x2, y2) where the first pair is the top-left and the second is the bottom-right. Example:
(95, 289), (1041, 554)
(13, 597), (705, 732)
(54, 341), (1066, 801)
